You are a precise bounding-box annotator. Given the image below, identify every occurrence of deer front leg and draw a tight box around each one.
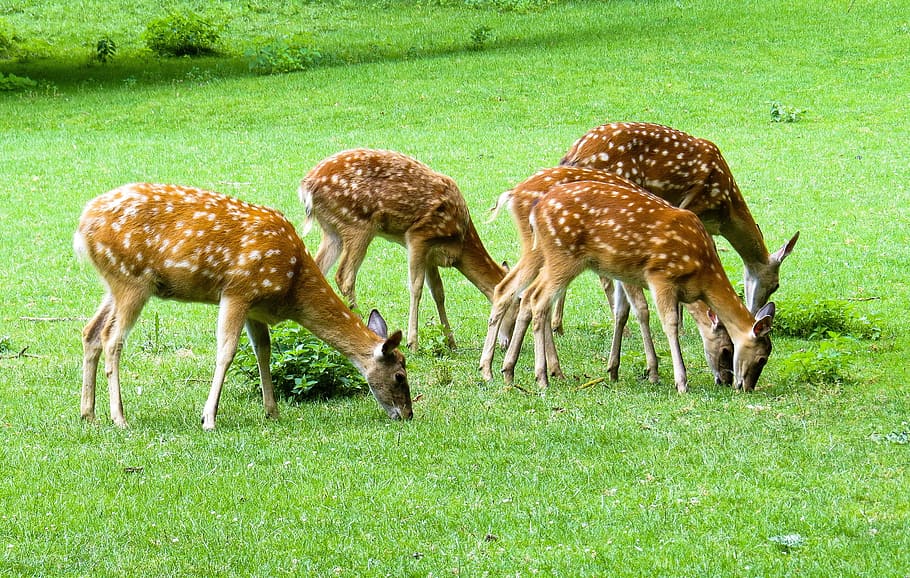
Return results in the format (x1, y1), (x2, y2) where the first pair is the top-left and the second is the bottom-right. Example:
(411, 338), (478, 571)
(651, 284), (687, 394)
(405, 242), (429, 352)
(202, 296), (250, 431)
(245, 319), (278, 420)
(424, 265), (456, 349)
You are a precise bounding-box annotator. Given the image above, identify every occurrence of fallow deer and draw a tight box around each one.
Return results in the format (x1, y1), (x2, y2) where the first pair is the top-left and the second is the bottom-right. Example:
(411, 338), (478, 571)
(561, 121), (799, 315)
(299, 148), (511, 352)
(501, 180), (775, 393)
(75, 183), (412, 430)
(480, 166), (733, 386)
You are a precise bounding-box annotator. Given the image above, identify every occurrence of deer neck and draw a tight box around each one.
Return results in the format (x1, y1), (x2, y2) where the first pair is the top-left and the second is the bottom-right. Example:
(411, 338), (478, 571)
(701, 279), (756, 347)
(288, 275), (381, 367)
(719, 195), (771, 269)
(455, 220), (505, 301)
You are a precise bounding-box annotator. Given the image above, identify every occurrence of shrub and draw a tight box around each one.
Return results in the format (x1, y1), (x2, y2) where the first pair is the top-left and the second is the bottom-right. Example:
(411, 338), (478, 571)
(0, 72), (36, 91)
(778, 332), (857, 387)
(769, 101), (806, 123)
(246, 36), (323, 75)
(232, 323), (365, 401)
(773, 297), (879, 340)
(0, 17), (21, 58)
(143, 10), (224, 57)
(470, 25), (494, 50)
(94, 36), (117, 63)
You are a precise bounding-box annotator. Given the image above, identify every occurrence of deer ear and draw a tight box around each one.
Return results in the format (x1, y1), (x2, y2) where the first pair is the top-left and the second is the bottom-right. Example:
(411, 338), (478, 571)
(752, 302), (776, 337)
(366, 309), (388, 339)
(706, 308), (722, 331)
(771, 231), (799, 264)
(382, 330), (403, 356)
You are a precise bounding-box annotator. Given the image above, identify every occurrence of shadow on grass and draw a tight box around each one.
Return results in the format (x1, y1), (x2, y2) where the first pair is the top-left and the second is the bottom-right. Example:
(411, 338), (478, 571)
(0, 20), (641, 90)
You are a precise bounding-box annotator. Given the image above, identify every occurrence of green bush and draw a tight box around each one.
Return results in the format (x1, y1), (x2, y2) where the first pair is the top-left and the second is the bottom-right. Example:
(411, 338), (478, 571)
(0, 18), (21, 58)
(769, 101), (806, 123)
(143, 10), (224, 57)
(232, 323), (365, 401)
(0, 72), (36, 91)
(246, 36), (323, 75)
(778, 332), (857, 386)
(773, 297), (879, 340)
(94, 36), (117, 63)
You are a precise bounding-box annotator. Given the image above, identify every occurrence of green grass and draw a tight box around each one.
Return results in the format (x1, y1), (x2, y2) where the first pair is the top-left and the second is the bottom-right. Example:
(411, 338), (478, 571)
(1, 0), (909, 575)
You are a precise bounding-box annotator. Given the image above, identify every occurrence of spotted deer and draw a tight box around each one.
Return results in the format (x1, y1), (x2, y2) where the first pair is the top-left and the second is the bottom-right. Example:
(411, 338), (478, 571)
(561, 121), (799, 315)
(75, 183), (412, 430)
(501, 180), (775, 393)
(299, 148), (512, 352)
(479, 166), (733, 386)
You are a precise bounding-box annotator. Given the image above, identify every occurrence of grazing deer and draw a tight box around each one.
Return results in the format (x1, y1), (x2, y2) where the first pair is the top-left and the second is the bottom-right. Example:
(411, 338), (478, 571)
(480, 166), (733, 385)
(561, 121), (799, 314)
(500, 180), (775, 393)
(75, 183), (412, 430)
(299, 148), (512, 352)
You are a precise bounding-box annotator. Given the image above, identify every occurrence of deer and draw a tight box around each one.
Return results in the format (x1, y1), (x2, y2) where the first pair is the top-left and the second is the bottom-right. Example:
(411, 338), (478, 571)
(299, 148), (513, 352)
(74, 183), (412, 431)
(479, 166), (733, 386)
(560, 121), (799, 316)
(500, 179), (775, 393)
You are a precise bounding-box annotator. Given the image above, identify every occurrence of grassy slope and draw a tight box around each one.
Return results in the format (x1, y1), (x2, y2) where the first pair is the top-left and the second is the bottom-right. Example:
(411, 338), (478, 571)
(1, 0), (908, 575)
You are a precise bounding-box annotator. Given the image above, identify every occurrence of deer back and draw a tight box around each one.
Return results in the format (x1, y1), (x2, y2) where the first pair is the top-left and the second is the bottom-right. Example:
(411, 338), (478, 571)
(301, 148), (472, 244)
(76, 183), (307, 307)
(560, 122), (744, 228)
(531, 178), (724, 301)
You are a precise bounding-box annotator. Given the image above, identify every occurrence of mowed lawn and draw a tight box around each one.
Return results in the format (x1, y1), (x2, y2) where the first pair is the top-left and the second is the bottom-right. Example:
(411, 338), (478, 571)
(1, 0), (908, 575)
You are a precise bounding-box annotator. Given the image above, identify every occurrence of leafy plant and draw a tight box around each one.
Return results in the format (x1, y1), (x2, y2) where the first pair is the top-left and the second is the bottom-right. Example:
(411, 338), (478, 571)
(0, 17), (20, 58)
(470, 25), (494, 50)
(94, 36), (117, 63)
(778, 332), (857, 386)
(246, 36), (323, 75)
(773, 297), (879, 340)
(769, 101), (806, 123)
(0, 335), (11, 354)
(143, 10), (224, 57)
(0, 72), (36, 91)
(232, 323), (365, 400)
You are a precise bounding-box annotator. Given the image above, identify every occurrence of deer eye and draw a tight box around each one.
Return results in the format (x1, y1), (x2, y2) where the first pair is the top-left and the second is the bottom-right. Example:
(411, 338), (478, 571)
(395, 372), (407, 385)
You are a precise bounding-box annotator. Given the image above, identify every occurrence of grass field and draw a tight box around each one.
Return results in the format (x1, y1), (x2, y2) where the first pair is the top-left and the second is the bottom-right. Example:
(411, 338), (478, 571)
(1, 0), (908, 575)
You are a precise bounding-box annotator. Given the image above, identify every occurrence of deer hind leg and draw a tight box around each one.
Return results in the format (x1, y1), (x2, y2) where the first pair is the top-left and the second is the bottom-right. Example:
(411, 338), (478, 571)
(480, 255), (535, 380)
(201, 295), (251, 431)
(101, 287), (150, 428)
(533, 285), (565, 388)
(501, 295), (533, 385)
(245, 319), (278, 420)
(650, 282), (687, 394)
(623, 283), (660, 383)
(81, 293), (115, 422)
(424, 264), (456, 349)
(333, 229), (372, 309)
(313, 222), (343, 276)
(606, 281), (631, 382)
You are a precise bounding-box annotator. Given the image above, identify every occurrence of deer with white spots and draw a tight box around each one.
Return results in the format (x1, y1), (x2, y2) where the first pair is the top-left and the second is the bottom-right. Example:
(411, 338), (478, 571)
(480, 166), (733, 386)
(501, 179), (775, 393)
(299, 148), (512, 352)
(561, 121), (799, 315)
(75, 183), (412, 430)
